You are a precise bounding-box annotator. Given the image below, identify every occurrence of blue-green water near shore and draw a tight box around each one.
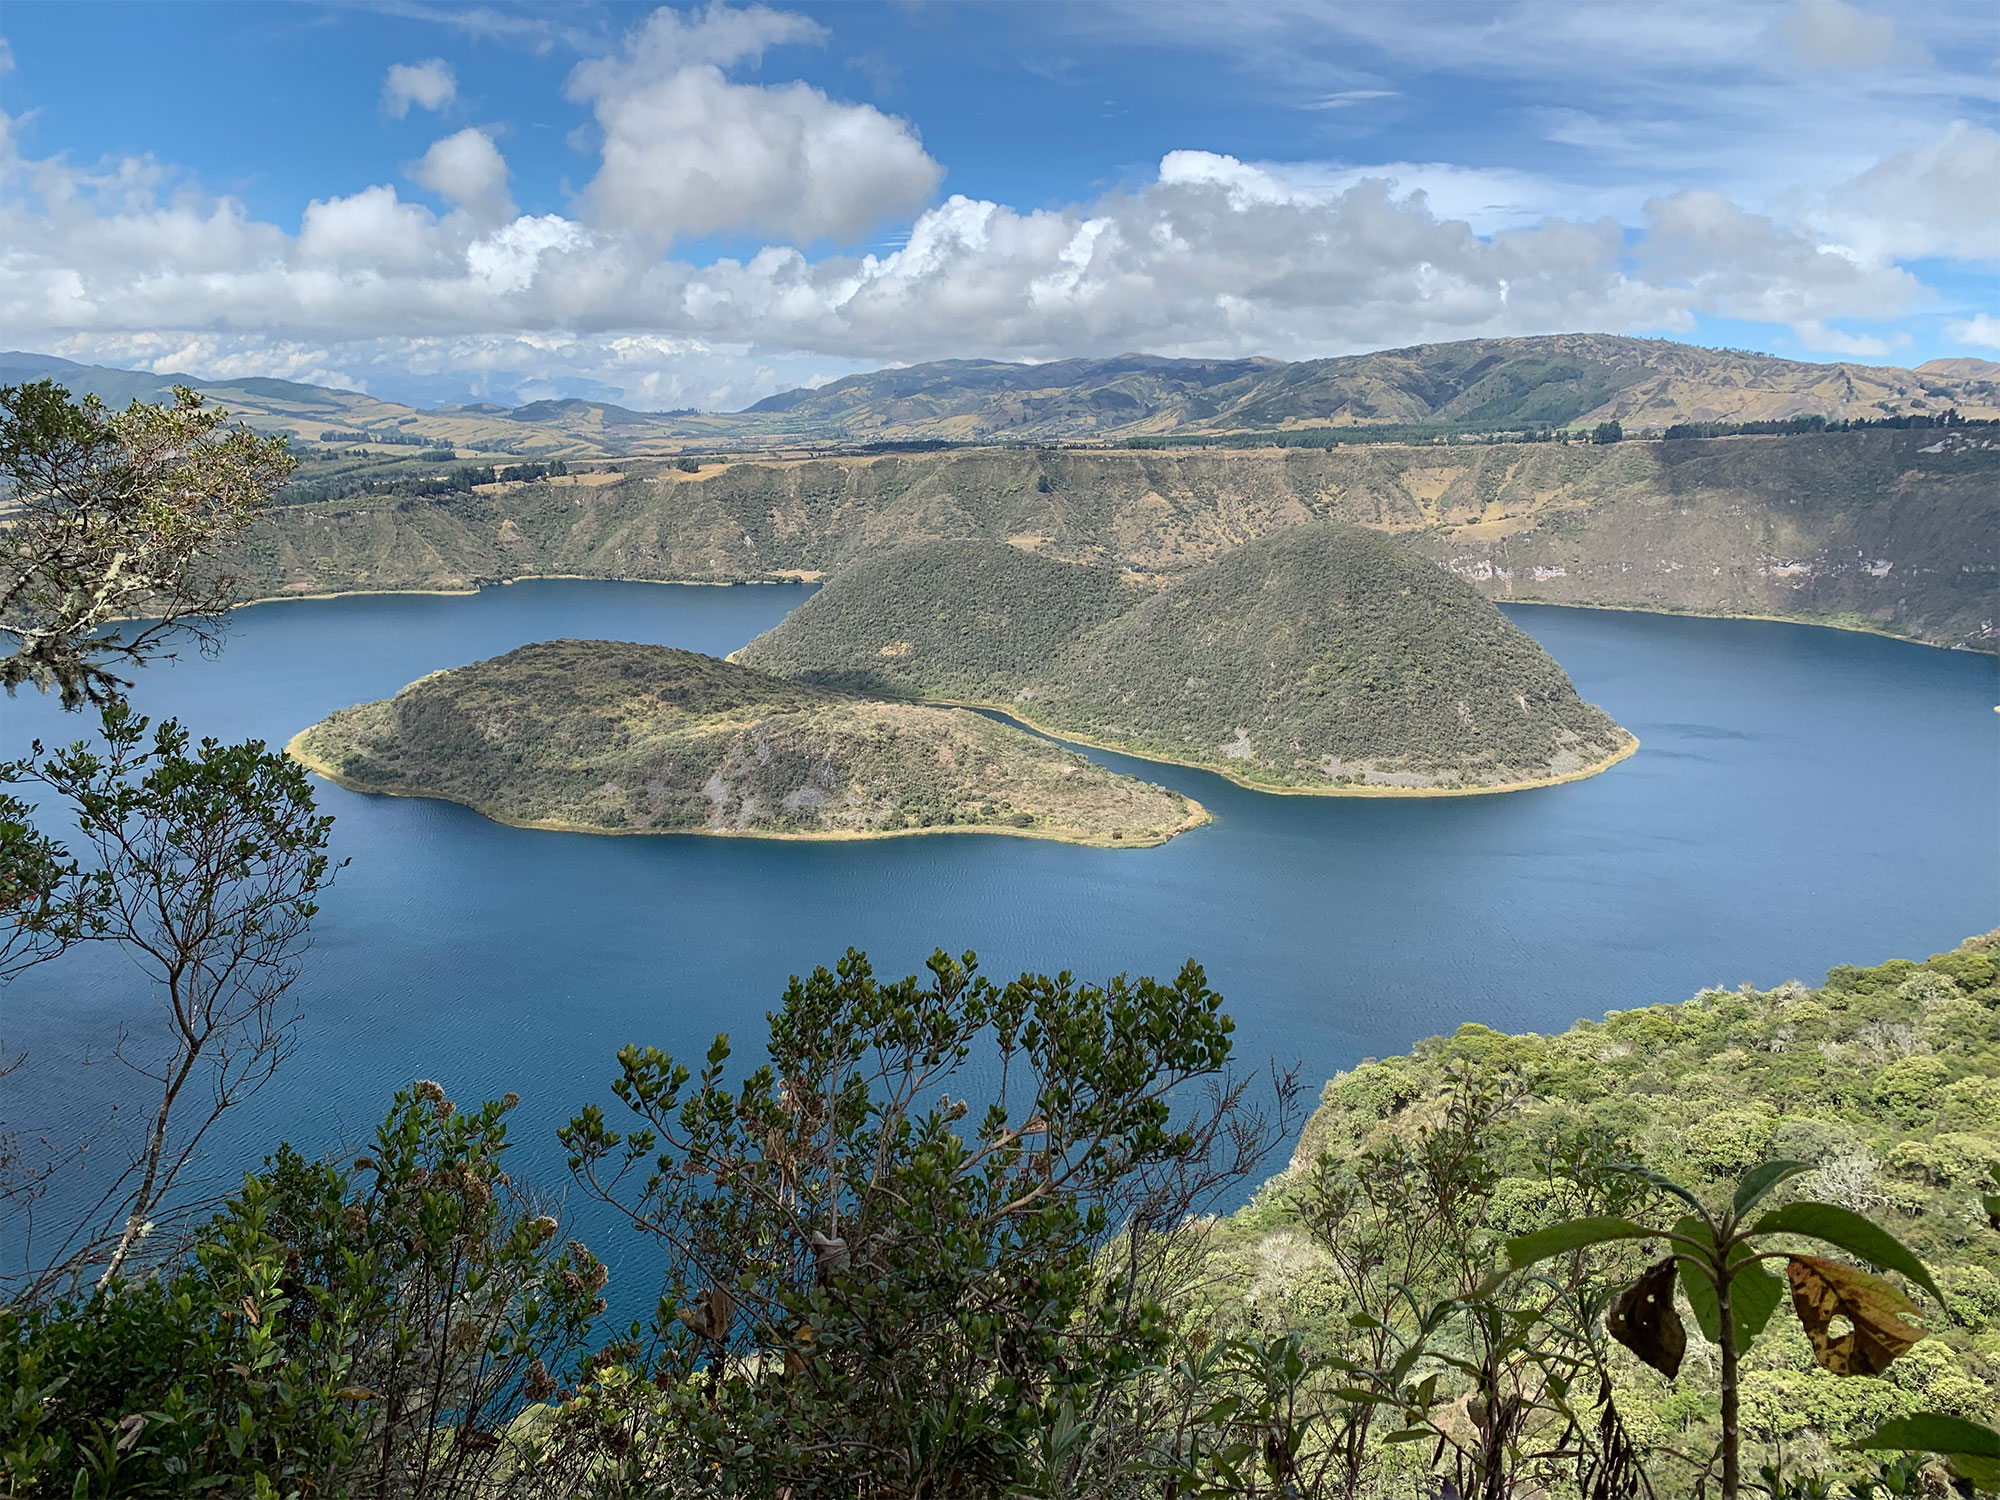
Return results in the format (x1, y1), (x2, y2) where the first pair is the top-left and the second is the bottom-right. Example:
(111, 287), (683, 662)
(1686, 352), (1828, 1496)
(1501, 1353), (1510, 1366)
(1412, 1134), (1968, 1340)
(3, 581), (1996, 1268)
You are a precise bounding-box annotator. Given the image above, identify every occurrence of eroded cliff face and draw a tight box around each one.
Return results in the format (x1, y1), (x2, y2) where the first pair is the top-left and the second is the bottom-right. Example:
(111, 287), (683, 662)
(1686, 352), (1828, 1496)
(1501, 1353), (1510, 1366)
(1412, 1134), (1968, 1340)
(1404, 428), (2000, 649)
(233, 429), (1999, 650)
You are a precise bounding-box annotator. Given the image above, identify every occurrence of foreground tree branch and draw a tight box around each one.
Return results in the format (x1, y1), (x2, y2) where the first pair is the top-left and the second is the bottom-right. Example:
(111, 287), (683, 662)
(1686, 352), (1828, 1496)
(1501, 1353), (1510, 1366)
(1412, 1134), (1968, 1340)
(1, 379), (294, 709)
(3, 705), (337, 1290)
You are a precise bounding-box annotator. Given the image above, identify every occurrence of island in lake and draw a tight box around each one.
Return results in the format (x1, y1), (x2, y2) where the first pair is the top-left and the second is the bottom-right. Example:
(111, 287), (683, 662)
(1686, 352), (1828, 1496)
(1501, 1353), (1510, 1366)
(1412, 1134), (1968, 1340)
(736, 521), (1636, 794)
(287, 640), (1207, 846)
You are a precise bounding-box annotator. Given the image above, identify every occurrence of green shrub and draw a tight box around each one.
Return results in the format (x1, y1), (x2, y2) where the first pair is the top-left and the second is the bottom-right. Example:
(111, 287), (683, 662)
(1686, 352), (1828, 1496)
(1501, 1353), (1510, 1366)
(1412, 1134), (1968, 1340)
(1683, 1104), (1778, 1176)
(1874, 1056), (1953, 1125)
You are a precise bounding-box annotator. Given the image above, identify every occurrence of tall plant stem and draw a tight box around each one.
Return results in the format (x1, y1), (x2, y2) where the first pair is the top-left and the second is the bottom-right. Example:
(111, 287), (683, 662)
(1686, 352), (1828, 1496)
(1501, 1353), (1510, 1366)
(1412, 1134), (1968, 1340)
(1718, 1266), (1739, 1500)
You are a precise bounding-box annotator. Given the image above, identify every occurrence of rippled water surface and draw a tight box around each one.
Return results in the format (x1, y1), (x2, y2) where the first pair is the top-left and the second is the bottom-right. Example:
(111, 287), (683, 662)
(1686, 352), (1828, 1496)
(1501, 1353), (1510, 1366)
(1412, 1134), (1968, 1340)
(5, 581), (1996, 1248)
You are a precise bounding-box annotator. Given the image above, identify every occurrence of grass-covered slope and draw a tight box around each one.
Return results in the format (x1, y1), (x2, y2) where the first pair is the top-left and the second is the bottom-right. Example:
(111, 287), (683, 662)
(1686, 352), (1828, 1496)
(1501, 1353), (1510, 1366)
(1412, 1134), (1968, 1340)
(1025, 524), (1631, 790)
(20, 337), (1995, 456)
(734, 540), (1137, 702)
(743, 525), (1632, 793)
(1209, 933), (2000, 1463)
(738, 336), (2000, 441)
(288, 641), (1204, 845)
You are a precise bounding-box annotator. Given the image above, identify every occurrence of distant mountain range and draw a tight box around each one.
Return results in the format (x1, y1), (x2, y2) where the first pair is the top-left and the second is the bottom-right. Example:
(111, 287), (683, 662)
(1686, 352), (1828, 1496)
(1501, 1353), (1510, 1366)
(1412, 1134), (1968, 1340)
(5, 336), (1997, 457)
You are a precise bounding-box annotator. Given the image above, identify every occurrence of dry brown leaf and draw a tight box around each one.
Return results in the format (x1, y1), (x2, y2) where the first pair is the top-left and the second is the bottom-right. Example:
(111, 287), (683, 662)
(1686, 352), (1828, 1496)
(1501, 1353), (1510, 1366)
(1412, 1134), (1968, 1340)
(1786, 1254), (1926, 1376)
(1608, 1256), (1686, 1377)
(675, 1284), (735, 1341)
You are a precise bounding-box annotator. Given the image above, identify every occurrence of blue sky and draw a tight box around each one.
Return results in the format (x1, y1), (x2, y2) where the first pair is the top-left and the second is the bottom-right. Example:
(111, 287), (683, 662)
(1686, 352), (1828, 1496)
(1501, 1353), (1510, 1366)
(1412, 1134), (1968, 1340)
(1, 0), (1995, 409)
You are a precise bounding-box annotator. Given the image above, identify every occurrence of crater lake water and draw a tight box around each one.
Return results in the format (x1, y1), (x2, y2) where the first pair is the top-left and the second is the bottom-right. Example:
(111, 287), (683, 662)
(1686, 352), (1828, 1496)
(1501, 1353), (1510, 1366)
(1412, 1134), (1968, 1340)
(4, 580), (1996, 1274)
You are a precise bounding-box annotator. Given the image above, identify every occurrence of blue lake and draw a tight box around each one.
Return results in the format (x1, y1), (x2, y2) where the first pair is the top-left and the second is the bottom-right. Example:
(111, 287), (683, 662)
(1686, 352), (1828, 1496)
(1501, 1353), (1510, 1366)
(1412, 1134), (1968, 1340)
(3, 581), (1996, 1268)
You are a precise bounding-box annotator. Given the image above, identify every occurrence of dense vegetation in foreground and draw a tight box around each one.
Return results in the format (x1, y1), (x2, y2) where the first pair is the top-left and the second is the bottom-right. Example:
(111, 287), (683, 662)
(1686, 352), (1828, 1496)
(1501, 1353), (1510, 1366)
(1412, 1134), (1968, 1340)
(6, 935), (1998, 1498)
(1197, 931), (2000, 1495)
(740, 526), (1632, 791)
(289, 640), (1204, 845)
(225, 428), (2000, 652)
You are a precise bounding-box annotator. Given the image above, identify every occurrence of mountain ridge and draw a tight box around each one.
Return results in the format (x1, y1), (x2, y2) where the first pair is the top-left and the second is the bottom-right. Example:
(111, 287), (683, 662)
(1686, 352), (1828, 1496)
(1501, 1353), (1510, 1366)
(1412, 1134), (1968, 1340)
(7, 335), (1995, 457)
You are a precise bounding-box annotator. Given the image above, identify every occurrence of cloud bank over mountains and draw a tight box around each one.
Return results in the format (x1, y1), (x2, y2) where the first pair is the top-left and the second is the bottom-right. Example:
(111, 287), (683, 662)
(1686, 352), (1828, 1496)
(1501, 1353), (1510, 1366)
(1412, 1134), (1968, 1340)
(1, 0), (1994, 410)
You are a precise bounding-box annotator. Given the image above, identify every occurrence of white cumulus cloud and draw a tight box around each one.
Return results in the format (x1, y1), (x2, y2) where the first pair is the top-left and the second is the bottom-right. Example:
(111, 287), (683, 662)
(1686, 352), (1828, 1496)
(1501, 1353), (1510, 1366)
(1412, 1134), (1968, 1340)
(411, 128), (514, 226)
(1946, 314), (2000, 351)
(565, 1), (942, 245)
(1814, 122), (2000, 263)
(382, 59), (457, 119)
(0, 115), (1954, 407)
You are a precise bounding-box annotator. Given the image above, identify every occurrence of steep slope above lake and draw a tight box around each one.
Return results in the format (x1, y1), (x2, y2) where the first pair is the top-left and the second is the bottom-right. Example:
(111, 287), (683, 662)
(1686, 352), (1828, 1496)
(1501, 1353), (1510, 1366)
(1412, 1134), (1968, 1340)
(288, 641), (1205, 845)
(1197, 932), (2000, 1472)
(742, 526), (1634, 793)
(230, 430), (2000, 651)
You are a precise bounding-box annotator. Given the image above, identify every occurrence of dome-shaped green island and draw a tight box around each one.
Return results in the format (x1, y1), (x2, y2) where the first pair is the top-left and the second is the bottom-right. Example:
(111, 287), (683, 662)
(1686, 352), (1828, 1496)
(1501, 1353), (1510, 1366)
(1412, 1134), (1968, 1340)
(737, 522), (1636, 795)
(288, 641), (1207, 846)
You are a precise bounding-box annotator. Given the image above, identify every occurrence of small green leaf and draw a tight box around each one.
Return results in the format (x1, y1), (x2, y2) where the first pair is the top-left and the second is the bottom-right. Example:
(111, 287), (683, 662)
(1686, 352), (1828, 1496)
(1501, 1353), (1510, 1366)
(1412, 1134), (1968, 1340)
(1733, 1262), (1786, 1342)
(1680, 1238), (1784, 1352)
(1732, 1159), (1811, 1217)
(1751, 1202), (1945, 1304)
(1506, 1217), (1658, 1270)
(1854, 1413), (2000, 1459)
(1949, 1452), (2000, 1492)
(1672, 1212), (1717, 1261)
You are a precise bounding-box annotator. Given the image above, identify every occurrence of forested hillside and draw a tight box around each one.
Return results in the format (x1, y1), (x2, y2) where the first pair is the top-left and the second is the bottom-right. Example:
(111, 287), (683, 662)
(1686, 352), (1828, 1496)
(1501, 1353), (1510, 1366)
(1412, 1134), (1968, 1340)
(732, 539), (1138, 702)
(229, 429), (2000, 651)
(741, 527), (1631, 791)
(1026, 525), (1630, 789)
(1201, 931), (2000, 1491)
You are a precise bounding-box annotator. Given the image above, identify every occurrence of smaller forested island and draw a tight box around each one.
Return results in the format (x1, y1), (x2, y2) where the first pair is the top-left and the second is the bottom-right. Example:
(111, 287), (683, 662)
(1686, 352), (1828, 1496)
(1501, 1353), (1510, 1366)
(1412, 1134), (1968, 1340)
(738, 523), (1636, 794)
(287, 640), (1206, 846)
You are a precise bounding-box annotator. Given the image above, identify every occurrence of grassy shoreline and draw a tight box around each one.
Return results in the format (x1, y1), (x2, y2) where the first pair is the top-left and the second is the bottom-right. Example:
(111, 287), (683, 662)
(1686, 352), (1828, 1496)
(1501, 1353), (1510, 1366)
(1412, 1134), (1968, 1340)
(284, 729), (1211, 849)
(223, 574), (1982, 654)
(224, 573), (795, 611)
(1496, 596), (1993, 651)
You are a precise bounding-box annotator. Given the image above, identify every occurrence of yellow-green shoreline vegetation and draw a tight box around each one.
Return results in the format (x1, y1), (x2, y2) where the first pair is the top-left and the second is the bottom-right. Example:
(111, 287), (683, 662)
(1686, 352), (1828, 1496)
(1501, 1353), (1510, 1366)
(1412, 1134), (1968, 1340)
(287, 640), (1206, 846)
(738, 525), (1634, 793)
